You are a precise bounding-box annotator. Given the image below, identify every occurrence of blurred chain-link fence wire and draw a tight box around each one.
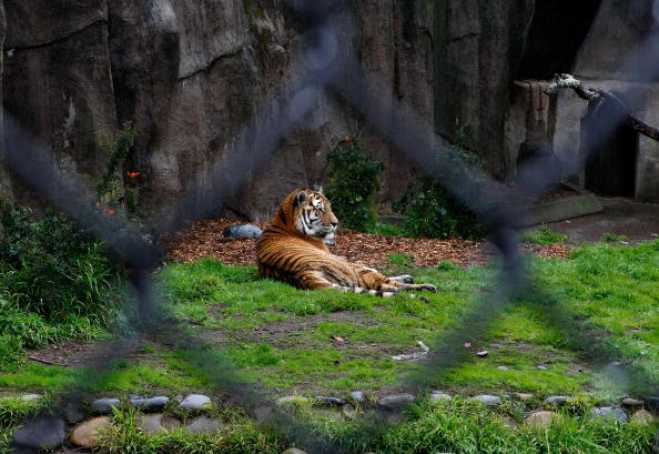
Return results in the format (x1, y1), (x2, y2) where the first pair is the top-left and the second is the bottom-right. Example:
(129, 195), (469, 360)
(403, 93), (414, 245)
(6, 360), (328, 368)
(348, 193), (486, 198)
(4, 0), (659, 452)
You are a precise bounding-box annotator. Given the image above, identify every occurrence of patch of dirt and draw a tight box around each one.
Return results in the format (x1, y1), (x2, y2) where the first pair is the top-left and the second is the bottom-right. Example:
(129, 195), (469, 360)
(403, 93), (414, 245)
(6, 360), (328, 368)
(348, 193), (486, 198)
(163, 218), (571, 268)
(27, 337), (163, 368)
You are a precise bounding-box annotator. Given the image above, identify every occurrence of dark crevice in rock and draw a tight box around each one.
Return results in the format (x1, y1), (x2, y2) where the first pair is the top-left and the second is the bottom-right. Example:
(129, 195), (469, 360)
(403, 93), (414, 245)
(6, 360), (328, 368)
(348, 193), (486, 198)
(8, 18), (108, 51)
(177, 48), (245, 82)
(447, 32), (480, 43)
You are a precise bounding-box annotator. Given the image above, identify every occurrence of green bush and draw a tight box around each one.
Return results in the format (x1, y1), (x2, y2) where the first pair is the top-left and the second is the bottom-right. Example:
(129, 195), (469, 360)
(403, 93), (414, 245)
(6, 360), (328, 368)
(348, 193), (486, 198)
(326, 140), (384, 231)
(394, 175), (486, 240)
(0, 204), (119, 322)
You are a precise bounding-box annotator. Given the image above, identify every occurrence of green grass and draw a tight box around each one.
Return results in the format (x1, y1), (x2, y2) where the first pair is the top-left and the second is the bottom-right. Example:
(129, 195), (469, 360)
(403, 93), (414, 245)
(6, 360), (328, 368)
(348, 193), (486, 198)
(145, 241), (659, 400)
(1, 240), (658, 452)
(522, 226), (568, 245)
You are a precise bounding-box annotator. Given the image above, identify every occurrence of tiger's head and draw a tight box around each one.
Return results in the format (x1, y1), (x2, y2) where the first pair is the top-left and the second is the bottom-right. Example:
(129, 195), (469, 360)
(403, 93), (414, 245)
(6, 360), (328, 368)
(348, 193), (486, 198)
(274, 188), (339, 245)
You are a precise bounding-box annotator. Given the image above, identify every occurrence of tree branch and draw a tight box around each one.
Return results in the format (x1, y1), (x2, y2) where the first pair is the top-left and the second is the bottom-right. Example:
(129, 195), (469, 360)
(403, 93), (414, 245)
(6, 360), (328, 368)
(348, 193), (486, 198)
(545, 73), (659, 142)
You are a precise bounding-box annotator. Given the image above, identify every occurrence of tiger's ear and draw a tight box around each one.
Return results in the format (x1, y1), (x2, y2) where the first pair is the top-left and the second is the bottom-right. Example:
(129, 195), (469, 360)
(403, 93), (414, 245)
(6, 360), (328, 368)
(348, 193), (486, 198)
(313, 184), (324, 195)
(295, 191), (307, 207)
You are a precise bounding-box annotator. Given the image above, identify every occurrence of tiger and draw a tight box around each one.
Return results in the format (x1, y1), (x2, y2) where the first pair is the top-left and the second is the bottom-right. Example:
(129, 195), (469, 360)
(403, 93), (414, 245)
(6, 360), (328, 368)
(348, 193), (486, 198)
(256, 188), (437, 296)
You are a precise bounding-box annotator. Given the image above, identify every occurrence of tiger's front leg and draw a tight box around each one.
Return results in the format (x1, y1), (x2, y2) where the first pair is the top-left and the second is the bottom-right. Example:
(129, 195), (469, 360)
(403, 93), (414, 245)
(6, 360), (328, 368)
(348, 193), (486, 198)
(354, 266), (436, 296)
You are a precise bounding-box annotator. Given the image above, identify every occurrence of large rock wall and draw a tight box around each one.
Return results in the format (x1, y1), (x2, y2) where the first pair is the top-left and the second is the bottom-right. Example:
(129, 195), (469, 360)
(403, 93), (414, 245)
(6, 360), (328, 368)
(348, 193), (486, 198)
(2, 0), (552, 220)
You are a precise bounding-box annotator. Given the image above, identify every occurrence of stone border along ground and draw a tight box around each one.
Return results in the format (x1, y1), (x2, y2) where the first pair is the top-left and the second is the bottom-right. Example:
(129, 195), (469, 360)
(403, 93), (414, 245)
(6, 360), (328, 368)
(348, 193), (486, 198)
(4, 0), (659, 452)
(5, 390), (657, 451)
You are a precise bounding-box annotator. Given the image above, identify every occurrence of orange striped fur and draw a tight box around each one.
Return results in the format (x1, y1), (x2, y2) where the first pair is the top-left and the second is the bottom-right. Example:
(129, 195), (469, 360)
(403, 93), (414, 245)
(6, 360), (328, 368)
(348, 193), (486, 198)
(256, 189), (437, 296)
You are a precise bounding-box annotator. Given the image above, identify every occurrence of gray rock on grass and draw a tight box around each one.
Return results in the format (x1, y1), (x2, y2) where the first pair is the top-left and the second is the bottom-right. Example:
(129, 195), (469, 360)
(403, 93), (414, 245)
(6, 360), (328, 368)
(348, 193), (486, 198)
(350, 391), (365, 403)
(130, 395), (170, 412)
(544, 395), (569, 406)
(186, 416), (223, 434)
(377, 394), (415, 409)
(590, 406), (628, 423)
(471, 395), (502, 407)
(13, 416), (66, 450)
(91, 398), (120, 415)
(180, 394), (212, 411)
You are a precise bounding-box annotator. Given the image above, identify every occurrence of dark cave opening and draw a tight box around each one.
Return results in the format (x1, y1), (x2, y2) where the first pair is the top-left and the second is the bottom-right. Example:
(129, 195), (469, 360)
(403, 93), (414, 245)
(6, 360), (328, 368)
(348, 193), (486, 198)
(518, 0), (602, 80)
(581, 95), (638, 198)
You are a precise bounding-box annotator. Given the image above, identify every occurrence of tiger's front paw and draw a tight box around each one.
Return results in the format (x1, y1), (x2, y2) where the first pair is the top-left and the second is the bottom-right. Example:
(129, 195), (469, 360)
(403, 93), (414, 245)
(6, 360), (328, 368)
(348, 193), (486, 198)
(390, 274), (414, 284)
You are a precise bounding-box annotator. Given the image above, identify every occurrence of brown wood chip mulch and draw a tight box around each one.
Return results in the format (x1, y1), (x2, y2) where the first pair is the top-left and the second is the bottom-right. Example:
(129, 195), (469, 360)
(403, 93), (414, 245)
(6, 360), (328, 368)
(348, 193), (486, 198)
(162, 219), (571, 268)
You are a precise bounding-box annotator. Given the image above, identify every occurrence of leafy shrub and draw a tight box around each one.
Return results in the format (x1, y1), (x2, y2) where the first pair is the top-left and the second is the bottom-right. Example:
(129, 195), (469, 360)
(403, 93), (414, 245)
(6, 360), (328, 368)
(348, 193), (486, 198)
(326, 139), (384, 231)
(0, 204), (119, 322)
(394, 175), (486, 240)
(0, 334), (24, 372)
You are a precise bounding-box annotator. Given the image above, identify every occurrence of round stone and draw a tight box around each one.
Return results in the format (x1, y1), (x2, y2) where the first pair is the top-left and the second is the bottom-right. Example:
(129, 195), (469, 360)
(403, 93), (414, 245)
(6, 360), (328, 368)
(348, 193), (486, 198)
(70, 417), (112, 448)
(631, 409), (655, 425)
(223, 224), (263, 239)
(525, 411), (555, 429)
(544, 395), (569, 406)
(179, 394), (212, 411)
(130, 396), (170, 412)
(471, 395), (502, 406)
(513, 392), (534, 402)
(186, 416), (223, 434)
(138, 414), (181, 435)
(590, 406), (628, 423)
(377, 394), (415, 409)
(91, 398), (120, 414)
(621, 397), (644, 408)
(14, 416), (66, 450)
(350, 391), (365, 403)
(430, 392), (452, 403)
